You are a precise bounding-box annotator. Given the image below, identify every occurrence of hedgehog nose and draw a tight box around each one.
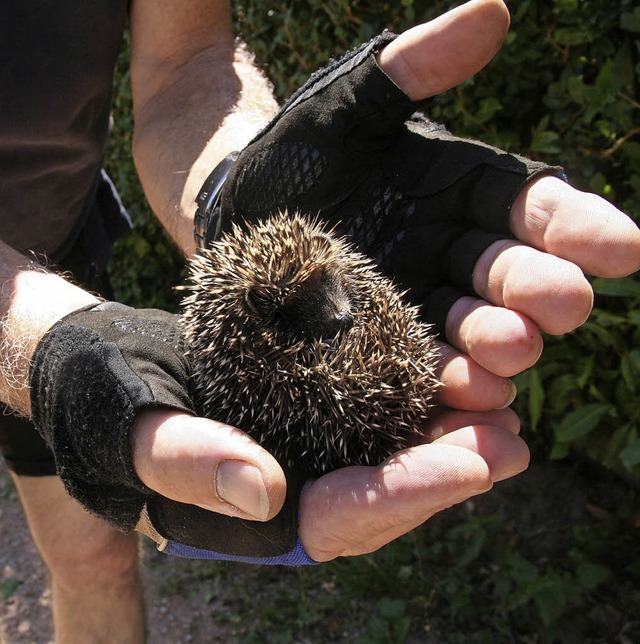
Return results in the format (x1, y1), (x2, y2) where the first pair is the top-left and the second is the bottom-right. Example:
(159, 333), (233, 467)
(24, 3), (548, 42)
(333, 310), (354, 334)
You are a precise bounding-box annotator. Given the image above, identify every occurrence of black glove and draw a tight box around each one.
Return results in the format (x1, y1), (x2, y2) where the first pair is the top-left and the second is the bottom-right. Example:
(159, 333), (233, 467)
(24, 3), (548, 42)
(195, 31), (564, 336)
(29, 302), (308, 562)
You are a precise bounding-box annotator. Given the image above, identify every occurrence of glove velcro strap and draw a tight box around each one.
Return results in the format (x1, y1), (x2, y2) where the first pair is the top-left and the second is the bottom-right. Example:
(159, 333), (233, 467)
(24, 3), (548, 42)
(160, 538), (318, 566)
(137, 467), (308, 560)
(194, 151), (240, 249)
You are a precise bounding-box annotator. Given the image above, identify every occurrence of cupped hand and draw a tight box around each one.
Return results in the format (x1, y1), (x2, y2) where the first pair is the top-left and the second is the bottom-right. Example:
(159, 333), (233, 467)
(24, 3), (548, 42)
(378, 0), (640, 403)
(133, 0), (640, 560)
(132, 408), (288, 522)
(299, 408), (528, 561)
(132, 406), (529, 562)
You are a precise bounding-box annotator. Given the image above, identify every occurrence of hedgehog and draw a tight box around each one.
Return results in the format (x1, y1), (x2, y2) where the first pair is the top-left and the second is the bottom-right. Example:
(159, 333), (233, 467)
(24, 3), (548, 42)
(179, 212), (441, 477)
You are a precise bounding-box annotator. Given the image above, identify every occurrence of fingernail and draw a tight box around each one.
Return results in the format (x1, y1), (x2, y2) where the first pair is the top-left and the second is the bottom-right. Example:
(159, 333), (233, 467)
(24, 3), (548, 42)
(215, 461), (270, 520)
(497, 380), (517, 409)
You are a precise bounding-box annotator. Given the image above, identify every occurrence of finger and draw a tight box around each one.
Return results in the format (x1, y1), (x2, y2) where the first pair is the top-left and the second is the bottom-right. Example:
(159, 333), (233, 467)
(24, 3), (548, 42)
(511, 176), (640, 278)
(299, 425), (529, 561)
(445, 296), (544, 376)
(472, 239), (594, 335)
(299, 442), (493, 561)
(426, 407), (521, 441)
(436, 342), (517, 410)
(433, 424), (530, 483)
(131, 409), (287, 522)
(377, 0), (510, 100)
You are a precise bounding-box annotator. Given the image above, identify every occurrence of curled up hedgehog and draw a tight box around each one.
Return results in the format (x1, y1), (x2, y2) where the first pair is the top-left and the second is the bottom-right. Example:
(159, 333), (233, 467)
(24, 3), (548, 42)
(180, 212), (441, 477)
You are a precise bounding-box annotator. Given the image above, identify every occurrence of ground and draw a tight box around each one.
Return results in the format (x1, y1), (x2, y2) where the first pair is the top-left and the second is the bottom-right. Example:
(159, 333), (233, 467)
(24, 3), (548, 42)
(1, 456), (639, 643)
(0, 456), (245, 643)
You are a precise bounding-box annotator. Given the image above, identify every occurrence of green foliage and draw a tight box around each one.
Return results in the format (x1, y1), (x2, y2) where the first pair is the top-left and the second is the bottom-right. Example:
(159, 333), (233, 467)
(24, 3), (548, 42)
(234, 1), (421, 98)
(0, 578), (21, 601)
(0, 470), (15, 501)
(146, 464), (639, 642)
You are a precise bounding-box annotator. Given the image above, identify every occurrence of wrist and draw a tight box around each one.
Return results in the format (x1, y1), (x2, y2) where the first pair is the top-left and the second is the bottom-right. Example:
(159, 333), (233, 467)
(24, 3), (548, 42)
(1, 263), (99, 417)
(193, 151), (239, 249)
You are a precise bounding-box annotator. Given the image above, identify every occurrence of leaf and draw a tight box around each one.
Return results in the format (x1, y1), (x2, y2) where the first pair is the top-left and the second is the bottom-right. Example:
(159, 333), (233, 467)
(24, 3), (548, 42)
(595, 59), (621, 97)
(620, 349), (640, 392)
(554, 404), (610, 443)
(620, 9), (640, 32)
(550, 442), (570, 460)
(600, 424), (633, 468)
(528, 367), (545, 432)
(554, 26), (595, 46)
(475, 97), (503, 123)
(457, 529), (488, 567)
(392, 616), (411, 642)
(530, 115), (561, 154)
(575, 355), (595, 389)
(619, 438), (640, 469)
(531, 129), (561, 155)
(592, 276), (640, 298)
(576, 563), (613, 590)
(0, 578), (21, 600)
(377, 597), (406, 620)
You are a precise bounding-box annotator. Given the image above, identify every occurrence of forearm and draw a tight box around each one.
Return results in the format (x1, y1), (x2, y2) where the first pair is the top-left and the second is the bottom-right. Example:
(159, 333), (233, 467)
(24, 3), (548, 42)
(0, 242), (98, 417)
(132, 42), (278, 256)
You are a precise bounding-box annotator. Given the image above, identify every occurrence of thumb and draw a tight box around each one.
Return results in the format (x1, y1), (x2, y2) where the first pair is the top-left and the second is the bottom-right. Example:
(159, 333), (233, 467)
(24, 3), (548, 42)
(131, 408), (287, 522)
(378, 0), (510, 100)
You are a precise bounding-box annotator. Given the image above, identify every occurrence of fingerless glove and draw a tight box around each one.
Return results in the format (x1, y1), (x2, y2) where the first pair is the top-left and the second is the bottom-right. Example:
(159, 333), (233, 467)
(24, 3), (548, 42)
(30, 302), (312, 563)
(198, 31), (563, 335)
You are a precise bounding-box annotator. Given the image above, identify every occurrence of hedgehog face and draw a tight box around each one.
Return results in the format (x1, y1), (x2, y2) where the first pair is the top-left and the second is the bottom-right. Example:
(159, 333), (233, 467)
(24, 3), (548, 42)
(246, 264), (355, 342)
(238, 225), (359, 344)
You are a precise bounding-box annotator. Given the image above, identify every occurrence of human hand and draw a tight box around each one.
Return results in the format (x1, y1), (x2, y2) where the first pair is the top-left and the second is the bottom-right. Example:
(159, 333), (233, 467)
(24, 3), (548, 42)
(178, 0), (638, 561)
(28, 301), (303, 560)
(30, 0), (640, 566)
(27, 299), (525, 565)
(27, 302), (289, 530)
(299, 409), (528, 561)
(197, 0), (639, 402)
(132, 406), (528, 563)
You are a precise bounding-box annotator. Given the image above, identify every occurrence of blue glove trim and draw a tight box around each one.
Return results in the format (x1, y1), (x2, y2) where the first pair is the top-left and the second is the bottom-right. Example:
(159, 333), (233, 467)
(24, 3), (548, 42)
(161, 537), (319, 566)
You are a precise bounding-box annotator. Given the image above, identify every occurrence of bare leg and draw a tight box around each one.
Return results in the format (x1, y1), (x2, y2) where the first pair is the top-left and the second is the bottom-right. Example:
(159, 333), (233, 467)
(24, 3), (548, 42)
(10, 474), (144, 644)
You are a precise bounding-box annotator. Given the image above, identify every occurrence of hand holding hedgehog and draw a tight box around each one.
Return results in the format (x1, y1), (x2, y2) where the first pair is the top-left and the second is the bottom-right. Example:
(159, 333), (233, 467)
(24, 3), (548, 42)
(27, 0), (640, 569)
(139, 0), (638, 564)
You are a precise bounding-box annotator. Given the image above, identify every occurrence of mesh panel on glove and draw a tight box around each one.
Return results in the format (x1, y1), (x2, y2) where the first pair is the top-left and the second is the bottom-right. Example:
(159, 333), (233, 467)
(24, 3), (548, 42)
(208, 31), (564, 336)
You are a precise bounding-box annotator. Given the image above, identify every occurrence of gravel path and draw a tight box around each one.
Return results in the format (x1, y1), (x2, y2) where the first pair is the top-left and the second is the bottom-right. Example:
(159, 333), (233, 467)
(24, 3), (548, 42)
(0, 460), (237, 644)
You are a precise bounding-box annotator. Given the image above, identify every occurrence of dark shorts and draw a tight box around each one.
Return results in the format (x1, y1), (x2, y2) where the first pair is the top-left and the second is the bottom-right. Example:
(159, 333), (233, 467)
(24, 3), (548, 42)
(0, 171), (129, 477)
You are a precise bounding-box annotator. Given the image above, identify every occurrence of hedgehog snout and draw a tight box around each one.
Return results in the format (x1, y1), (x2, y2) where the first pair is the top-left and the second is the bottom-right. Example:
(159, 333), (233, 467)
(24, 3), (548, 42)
(324, 307), (354, 337)
(276, 294), (354, 342)
(273, 269), (355, 342)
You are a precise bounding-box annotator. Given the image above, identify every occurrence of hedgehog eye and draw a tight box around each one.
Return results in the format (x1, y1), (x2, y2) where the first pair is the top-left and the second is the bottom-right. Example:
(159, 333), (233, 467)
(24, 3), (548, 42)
(245, 284), (275, 318)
